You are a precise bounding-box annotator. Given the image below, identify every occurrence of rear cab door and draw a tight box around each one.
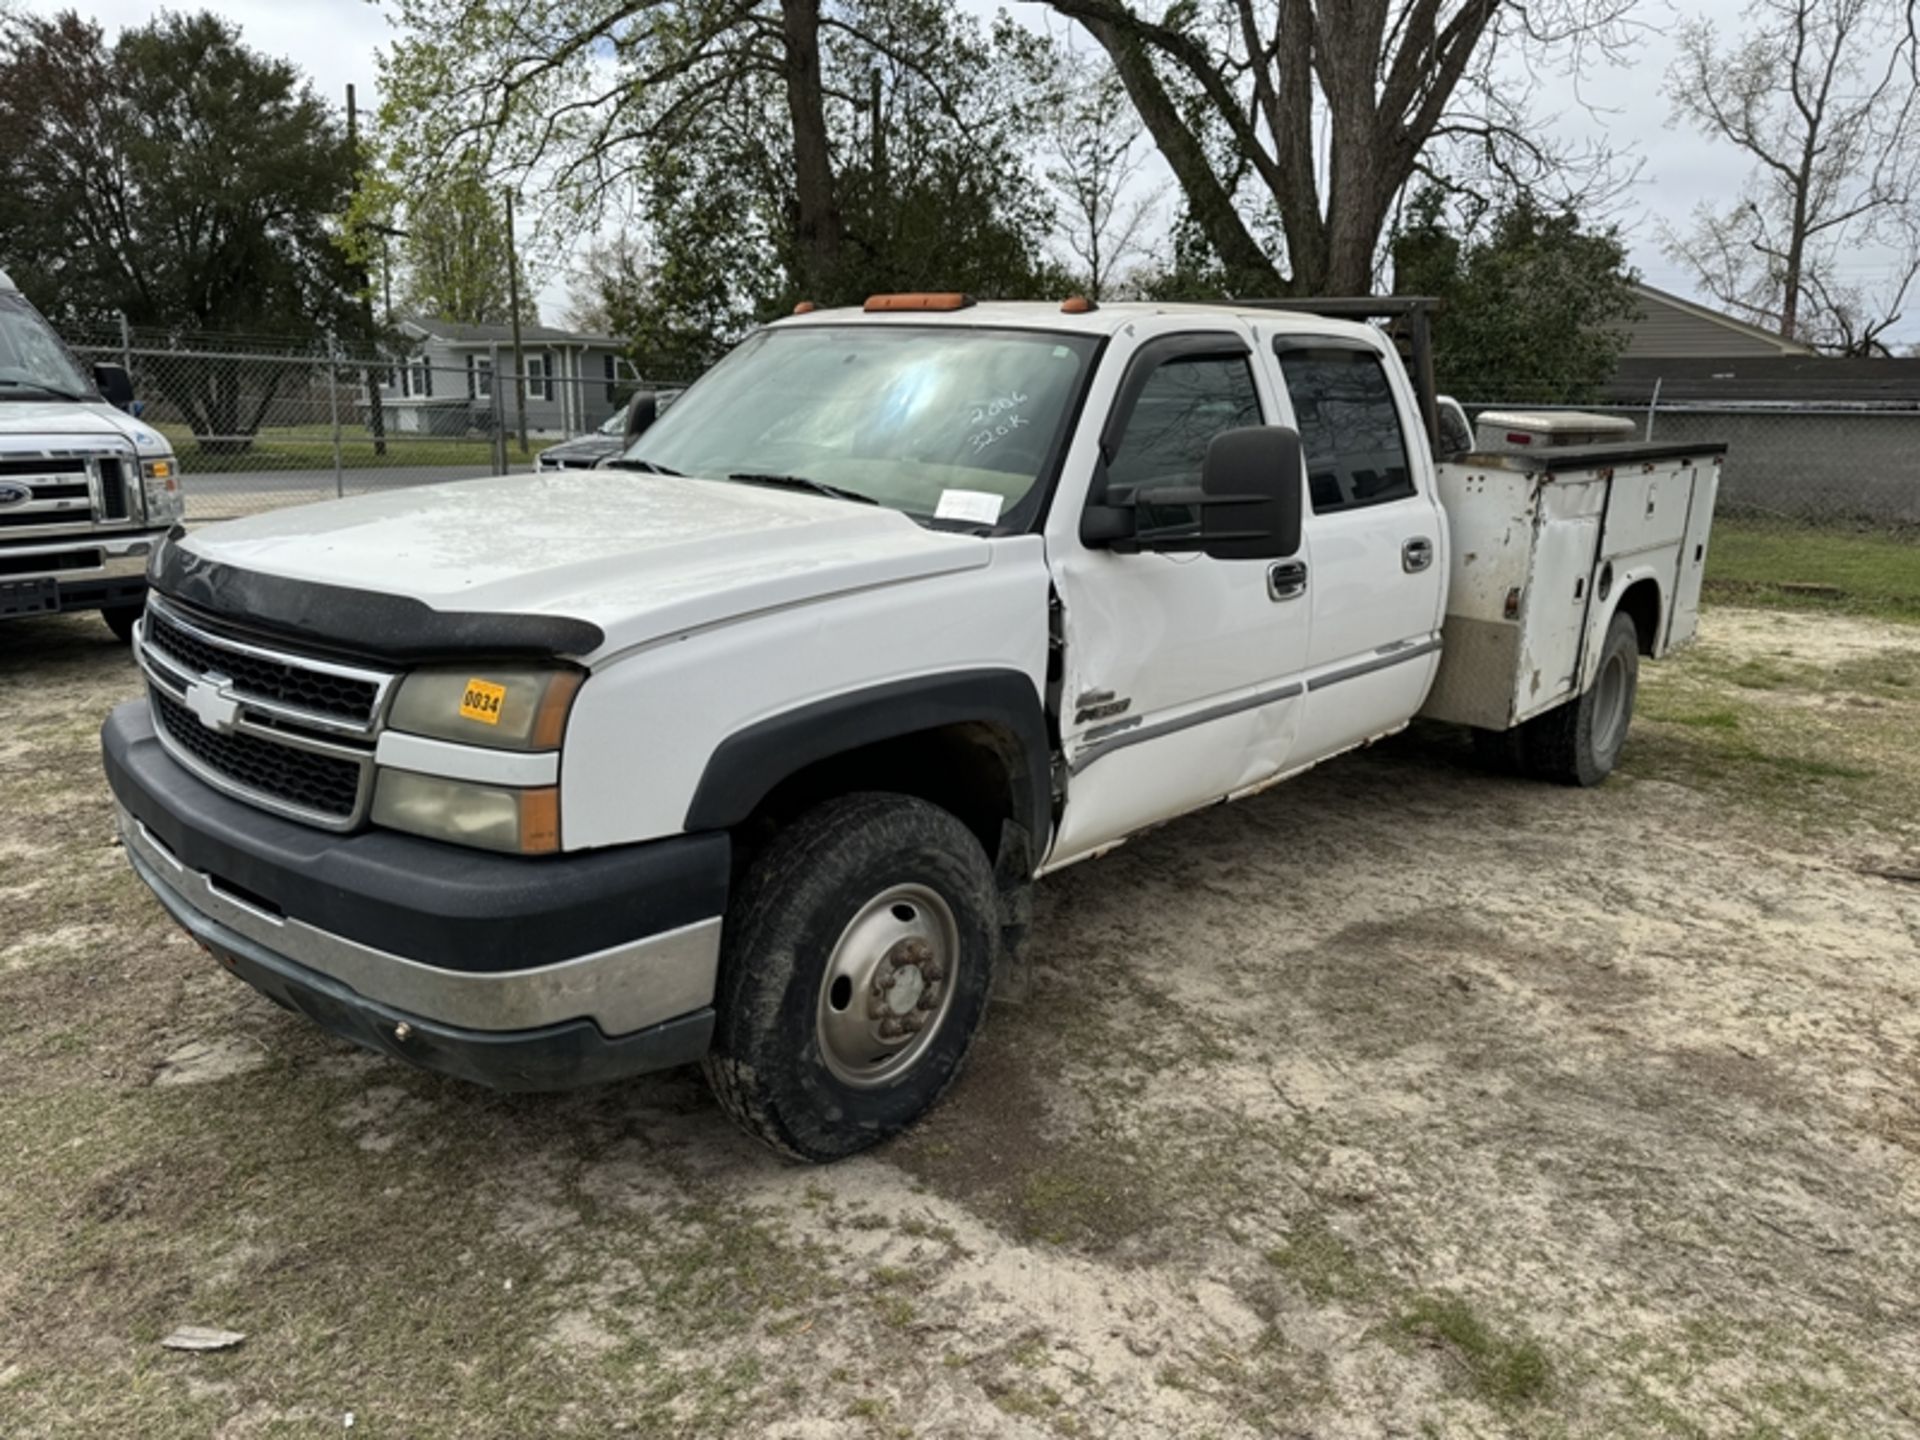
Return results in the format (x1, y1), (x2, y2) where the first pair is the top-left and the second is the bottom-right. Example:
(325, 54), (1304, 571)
(1263, 331), (1448, 762)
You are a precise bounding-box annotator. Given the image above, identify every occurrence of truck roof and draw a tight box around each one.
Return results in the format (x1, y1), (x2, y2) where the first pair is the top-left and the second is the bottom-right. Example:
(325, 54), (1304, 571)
(774, 298), (1384, 345)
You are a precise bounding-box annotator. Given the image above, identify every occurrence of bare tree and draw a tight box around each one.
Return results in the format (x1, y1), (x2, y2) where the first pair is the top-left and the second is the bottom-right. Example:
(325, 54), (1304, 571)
(1041, 49), (1165, 299)
(1663, 0), (1920, 349)
(1040, 0), (1637, 296)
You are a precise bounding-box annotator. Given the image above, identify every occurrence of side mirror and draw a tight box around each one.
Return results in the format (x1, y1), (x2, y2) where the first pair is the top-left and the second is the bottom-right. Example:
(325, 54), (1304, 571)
(621, 389), (658, 447)
(1118, 426), (1302, 560)
(93, 362), (135, 412)
(1190, 425), (1303, 560)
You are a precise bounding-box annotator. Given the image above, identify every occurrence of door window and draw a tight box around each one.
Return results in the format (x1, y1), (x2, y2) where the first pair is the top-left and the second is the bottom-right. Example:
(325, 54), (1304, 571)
(1099, 353), (1262, 531)
(1275, 345), (1415, 513)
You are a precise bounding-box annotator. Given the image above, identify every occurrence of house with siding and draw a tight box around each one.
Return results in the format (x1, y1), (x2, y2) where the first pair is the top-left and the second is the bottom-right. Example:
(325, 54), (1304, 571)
(1602, 286), (1920, 526)
(379, 318), (635, 437)
(1621, 284), (1816, 359)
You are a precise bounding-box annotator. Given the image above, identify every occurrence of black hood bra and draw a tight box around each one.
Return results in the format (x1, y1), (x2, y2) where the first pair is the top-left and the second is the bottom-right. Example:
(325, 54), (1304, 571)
(150, 530), (605, 666)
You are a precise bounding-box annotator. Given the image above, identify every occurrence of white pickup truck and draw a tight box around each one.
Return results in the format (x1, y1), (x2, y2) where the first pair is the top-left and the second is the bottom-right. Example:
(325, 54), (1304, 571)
(102, 295), (1721, 1159)
(1, 270), (183, 637)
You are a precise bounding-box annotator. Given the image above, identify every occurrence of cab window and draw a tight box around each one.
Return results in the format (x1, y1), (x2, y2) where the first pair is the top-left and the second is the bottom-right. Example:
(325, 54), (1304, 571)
(1100, 353), (1262, 531)
(1275, 345), (1416, 514)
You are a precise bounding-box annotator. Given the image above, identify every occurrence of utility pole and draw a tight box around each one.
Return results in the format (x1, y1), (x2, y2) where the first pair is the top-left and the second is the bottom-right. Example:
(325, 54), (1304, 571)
(347, 83), (387, 456)
(504, 188), (529, 457)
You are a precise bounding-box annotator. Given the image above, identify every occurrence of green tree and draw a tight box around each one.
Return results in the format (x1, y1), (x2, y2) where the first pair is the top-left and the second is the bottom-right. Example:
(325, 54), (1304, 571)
(0, 10), (368, 444)
(1391, 189), (1638, 403)
(373, 0), (1062, 366)
(399, 165), (537, 326)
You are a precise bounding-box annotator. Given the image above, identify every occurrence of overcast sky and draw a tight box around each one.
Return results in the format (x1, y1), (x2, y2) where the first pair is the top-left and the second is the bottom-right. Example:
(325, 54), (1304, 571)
(23, 0), (1918, 345)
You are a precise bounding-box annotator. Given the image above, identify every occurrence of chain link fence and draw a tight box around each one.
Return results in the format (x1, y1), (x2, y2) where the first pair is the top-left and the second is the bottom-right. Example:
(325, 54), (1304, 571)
(67, 322), (688, 523)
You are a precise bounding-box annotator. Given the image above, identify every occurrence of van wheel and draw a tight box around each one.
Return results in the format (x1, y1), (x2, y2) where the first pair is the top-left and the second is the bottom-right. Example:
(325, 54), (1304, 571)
(102, 603), (143, 645)
(1522, 610), (1640, 786)
(702, 793), (998, 1162)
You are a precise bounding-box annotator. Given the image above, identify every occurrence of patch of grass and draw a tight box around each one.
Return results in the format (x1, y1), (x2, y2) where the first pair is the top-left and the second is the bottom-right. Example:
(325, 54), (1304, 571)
(990, 1384), (1062, 1417)
(1829, 648), (1920, 698)
(1665, 708), (1742, 730)
(1706, 519), (1920, 623)
(1630, 648), (1916, 831)
(1014, 1148), (1162, 1248)
(1393, 1293), (1553, 1409)
(1264, 1220), (1375, 1305)
(156, 422), (508, 474)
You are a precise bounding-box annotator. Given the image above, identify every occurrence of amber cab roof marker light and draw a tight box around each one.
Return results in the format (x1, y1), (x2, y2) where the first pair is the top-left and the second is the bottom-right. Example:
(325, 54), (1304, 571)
(1060, 295), (1098, 314)
(792, 301), (817, 314)
(862, 292), (976, 313)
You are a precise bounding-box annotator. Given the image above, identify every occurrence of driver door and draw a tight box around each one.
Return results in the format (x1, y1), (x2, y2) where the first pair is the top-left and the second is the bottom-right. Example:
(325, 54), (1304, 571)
(1046, 327), (1313, 867)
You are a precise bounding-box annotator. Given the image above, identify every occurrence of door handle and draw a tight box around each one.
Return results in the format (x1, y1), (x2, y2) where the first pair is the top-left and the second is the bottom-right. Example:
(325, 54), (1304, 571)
(1402, 537), (1434, 573)
(1267, 559), (1308, 601)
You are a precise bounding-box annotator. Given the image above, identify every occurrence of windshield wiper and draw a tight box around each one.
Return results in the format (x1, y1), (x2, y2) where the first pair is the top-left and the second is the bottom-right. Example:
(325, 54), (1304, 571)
(602, 457), (683, 475)
(0, 378), (87, 402)
(726, 472), (879, 506)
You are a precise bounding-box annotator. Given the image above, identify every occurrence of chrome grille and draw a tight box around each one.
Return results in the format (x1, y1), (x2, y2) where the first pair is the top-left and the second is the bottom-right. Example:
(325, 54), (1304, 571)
(145, 602), (381, 725)
(136, 594), (398, 831)
(151, 689), (364, 819)
(0, 448), (140, 534)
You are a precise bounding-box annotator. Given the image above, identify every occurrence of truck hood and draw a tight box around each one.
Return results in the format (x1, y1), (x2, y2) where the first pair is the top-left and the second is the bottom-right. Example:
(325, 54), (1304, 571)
(173, 471), (993, 657)
(0, 399), (171, 453)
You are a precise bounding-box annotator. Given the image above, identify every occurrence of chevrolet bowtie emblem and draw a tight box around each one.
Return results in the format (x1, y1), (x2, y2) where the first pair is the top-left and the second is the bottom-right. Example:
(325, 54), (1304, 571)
(185, 677), (242, 734)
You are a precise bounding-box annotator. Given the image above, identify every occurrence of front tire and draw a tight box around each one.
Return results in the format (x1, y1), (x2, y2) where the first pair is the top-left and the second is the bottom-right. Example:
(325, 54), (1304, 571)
(702, 793), (999, 1162)
(1521, 610), (1640, 786)
(102, 602), (143, 645)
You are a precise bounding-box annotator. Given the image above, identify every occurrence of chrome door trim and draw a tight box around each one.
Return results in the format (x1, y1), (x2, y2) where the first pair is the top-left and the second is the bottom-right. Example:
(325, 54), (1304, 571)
(1305, 636), (1442, 692)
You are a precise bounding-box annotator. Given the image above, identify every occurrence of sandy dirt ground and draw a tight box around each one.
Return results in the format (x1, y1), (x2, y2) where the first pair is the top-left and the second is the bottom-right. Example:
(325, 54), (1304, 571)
(1, 604), (1917, 1438)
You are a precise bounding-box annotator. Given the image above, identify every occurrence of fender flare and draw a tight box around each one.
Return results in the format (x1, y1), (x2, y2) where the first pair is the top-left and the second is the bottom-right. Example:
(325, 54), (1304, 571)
(683, 669), (1052, 845)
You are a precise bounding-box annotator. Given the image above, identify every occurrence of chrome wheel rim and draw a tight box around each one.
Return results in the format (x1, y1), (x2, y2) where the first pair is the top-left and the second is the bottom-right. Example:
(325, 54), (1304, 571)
(1593, 648), (1631, 757)
(815, 883), (960, 1089)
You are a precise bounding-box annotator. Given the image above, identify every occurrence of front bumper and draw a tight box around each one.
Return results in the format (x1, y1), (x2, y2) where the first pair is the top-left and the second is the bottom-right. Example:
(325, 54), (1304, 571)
(103, 700), (731, 1090)
(2, 533), (157, 619)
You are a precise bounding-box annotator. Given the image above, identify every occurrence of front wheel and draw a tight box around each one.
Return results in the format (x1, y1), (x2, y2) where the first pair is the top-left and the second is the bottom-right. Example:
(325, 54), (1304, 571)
(702, 793), (999, 1162)
(102, 603), (143, 645)
(1520, 610), (1640, 786)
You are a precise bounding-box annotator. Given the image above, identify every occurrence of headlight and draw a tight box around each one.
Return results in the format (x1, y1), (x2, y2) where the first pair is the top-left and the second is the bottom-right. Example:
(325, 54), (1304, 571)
(141, 454), (184, 523)
(387, 666), (582, 750)
(371, 771), (560, 855)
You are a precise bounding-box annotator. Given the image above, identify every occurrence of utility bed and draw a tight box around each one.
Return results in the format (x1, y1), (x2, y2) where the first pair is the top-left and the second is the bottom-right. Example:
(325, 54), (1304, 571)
(1422, 440), (1725, 731)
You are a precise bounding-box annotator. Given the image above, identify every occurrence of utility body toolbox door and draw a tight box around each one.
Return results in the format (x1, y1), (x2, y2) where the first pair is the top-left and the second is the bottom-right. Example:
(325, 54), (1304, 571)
(1663, 458), (1720, 650)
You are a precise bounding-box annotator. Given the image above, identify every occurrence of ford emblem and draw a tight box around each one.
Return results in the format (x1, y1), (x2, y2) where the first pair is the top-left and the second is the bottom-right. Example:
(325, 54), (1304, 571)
(0, 481), (30, 507)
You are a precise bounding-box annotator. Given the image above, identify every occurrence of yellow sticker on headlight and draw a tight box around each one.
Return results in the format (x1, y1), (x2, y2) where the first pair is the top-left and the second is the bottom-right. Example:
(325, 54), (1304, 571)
(460, 679), (506, 724)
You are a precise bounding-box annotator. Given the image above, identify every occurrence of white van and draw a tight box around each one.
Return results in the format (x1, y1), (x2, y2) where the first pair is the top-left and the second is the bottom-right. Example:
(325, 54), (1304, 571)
(0, 270), (182, 639)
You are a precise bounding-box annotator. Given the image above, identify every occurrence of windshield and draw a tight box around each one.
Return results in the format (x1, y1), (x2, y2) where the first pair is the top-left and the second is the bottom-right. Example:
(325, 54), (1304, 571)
(621, 325), (1100, 527)
(0, 292), (93, 399)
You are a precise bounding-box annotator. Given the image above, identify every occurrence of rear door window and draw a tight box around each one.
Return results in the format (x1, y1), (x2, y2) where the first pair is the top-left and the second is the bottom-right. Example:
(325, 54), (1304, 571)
(1275, 345), (1416, 514)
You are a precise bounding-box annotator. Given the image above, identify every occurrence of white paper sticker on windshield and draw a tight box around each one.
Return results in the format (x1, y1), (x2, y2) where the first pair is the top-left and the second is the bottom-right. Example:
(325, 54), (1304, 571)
(935, 489), (1004, 524)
